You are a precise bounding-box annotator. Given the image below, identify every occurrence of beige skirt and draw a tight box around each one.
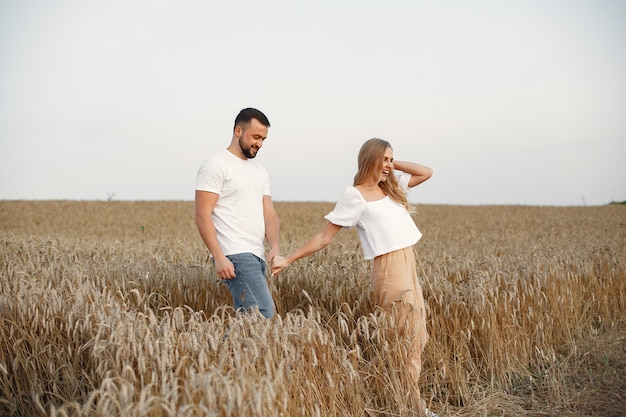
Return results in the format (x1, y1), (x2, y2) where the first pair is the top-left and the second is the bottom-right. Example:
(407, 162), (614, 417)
(371, 246), (428, 381)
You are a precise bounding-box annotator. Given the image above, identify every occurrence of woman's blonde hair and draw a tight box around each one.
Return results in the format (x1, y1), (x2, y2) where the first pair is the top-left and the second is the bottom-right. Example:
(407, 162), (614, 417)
(353, 138), (410, 210)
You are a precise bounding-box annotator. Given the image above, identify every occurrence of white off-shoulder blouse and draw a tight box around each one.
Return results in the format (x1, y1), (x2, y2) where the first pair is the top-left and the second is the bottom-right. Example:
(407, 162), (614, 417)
(324, 172), (422, 260)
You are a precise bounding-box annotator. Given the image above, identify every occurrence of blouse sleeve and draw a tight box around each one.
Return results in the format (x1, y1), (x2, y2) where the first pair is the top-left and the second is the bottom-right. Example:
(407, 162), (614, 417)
(396, 171), (412, 193)
(324, 187), (366, 228)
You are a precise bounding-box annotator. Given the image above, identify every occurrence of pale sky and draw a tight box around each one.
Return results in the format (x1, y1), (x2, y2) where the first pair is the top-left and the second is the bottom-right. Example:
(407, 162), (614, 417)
(1, 0), (625, 205)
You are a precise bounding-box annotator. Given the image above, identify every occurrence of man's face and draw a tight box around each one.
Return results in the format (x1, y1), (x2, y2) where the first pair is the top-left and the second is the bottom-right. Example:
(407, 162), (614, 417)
(236, 118), (268, 159)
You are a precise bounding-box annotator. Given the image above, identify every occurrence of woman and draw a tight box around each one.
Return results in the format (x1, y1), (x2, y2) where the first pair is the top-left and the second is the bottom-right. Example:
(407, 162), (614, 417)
(271, 138), (434, 415)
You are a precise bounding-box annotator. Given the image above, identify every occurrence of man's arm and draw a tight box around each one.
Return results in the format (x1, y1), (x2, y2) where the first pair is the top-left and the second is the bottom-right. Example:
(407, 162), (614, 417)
(263, 195), (280, 264)
(195, 190), (235, 279)
(392, 161), (433, 188)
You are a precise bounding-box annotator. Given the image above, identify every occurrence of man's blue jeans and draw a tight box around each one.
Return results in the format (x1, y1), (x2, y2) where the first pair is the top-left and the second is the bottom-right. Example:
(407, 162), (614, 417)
(222, 253), (275, 318)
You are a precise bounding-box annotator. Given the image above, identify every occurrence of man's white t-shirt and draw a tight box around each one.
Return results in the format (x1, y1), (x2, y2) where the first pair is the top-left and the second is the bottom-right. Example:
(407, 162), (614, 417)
(196, 149), (270, 260)
(324, 171), (422, 260)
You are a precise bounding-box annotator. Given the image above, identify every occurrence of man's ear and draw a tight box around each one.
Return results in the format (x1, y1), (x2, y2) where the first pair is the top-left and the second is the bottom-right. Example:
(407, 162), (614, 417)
(234, 125), (242, 137)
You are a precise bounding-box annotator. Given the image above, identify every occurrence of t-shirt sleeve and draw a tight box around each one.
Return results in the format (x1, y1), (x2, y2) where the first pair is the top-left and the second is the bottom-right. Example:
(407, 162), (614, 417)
(195, 158), (223, 194)
(261, 166), (271, 196)
(324, 187), (366, 228)
(396, 171), (411, 193)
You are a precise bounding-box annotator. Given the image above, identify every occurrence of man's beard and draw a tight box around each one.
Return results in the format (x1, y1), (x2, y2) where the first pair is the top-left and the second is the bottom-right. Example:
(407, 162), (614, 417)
(239, 137), (258, 159)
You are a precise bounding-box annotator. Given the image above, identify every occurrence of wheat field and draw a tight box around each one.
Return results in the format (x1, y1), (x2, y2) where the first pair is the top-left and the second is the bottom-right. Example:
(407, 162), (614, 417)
(0, 200), (624, 417)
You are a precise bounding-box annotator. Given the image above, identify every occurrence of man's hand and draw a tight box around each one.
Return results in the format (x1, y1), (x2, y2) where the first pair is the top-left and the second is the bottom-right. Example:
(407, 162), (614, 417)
(267, 248), (280, 265)
(271, 255), (290, 276)
(214, 256), (236, 279)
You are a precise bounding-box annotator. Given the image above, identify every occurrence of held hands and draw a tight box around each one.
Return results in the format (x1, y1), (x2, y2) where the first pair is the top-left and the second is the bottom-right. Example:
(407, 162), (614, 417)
(271, 255), (290, 276)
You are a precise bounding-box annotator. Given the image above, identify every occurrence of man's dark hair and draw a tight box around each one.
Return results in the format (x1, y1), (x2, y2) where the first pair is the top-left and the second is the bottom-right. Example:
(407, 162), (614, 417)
(234, 108), (271, 128)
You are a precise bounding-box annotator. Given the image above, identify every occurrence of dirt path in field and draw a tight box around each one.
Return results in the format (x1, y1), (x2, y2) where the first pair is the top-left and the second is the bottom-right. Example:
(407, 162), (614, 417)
(566, 329), (626, 417)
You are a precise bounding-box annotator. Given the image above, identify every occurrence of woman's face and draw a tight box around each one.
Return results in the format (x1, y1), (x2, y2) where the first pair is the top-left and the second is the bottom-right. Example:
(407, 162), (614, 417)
(378, 147), (394, 183)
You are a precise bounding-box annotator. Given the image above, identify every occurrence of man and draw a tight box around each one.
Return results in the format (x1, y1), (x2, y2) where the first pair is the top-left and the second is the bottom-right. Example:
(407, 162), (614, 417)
(195, 108), (280, 318)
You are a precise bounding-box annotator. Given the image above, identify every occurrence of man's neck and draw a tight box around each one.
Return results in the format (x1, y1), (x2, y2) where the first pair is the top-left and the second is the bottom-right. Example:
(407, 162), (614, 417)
(227, 144), (247, 160)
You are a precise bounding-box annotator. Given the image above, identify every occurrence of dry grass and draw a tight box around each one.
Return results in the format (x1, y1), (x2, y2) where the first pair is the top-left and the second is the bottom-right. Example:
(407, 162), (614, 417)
(0, 200), (624, 416)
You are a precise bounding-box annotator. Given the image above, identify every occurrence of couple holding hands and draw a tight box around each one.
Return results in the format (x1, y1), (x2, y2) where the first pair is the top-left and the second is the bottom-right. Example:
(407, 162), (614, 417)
(195, 108), (435, 415)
